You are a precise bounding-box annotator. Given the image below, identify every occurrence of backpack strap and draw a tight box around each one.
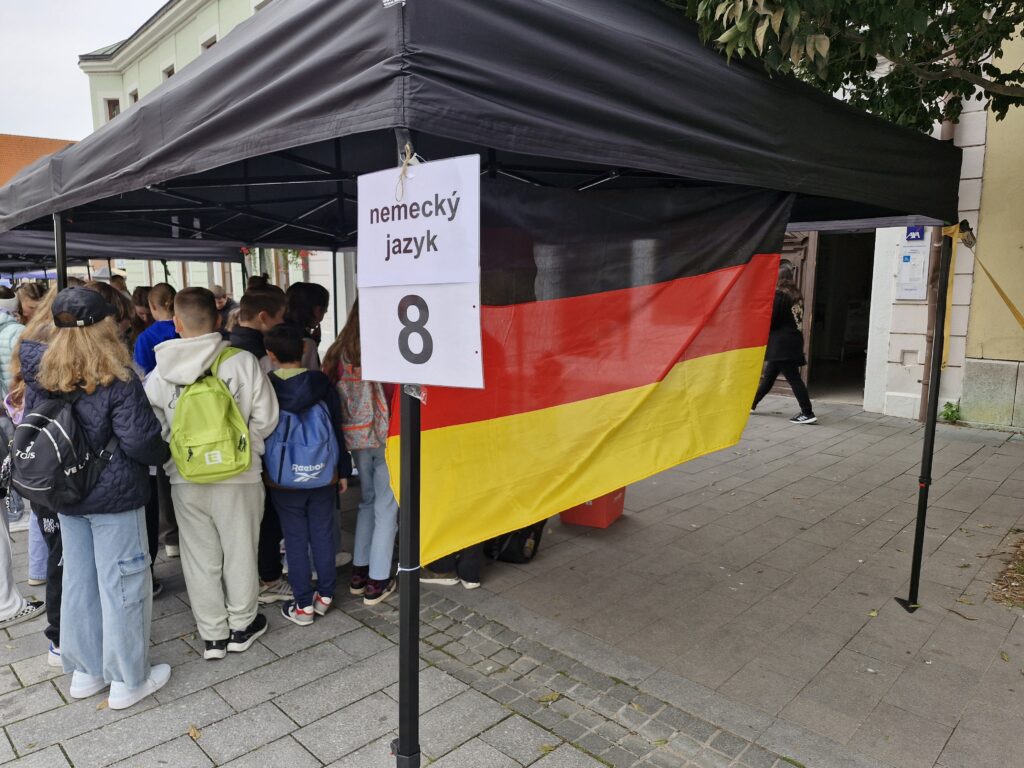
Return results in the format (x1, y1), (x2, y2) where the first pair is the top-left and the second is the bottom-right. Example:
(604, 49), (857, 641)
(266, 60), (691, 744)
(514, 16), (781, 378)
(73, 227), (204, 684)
(53, 388), (119, 461)
(211, 347), (242, 378)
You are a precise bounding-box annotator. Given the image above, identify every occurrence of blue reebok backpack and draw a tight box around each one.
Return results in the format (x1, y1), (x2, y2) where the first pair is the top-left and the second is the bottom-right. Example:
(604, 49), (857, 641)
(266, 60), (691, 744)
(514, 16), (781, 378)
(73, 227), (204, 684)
(263, 402), (339, 489)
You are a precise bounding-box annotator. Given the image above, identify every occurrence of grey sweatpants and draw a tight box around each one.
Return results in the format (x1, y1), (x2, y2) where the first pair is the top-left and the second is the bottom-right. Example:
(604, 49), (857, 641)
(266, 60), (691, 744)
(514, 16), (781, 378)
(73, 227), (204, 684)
(171, 482), (264, 641)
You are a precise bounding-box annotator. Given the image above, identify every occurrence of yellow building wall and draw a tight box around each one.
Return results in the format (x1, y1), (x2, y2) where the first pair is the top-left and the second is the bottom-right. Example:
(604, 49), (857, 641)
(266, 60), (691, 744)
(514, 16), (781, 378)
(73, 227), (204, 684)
(966, 33), (1024, 361)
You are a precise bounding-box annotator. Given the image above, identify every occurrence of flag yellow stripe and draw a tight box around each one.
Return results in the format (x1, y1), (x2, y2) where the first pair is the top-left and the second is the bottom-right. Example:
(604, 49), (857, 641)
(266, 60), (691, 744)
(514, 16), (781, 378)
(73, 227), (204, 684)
(388, 345), (765, 565)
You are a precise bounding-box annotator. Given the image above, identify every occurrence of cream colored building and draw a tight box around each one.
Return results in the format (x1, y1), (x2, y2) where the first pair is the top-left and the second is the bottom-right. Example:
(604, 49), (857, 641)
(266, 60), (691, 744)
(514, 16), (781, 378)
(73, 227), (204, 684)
(78, 0), (288, 299)
(75, 0), (353, 343)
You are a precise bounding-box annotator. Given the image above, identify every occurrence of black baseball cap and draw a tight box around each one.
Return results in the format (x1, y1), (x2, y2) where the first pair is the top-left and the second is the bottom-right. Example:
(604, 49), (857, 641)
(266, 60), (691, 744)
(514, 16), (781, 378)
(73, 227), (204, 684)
(52, 287), (116, 328)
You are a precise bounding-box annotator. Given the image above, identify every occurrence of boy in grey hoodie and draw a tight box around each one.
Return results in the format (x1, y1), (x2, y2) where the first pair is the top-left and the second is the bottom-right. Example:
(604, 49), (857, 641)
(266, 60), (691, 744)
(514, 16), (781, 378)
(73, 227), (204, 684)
(145, 289), (279, 660)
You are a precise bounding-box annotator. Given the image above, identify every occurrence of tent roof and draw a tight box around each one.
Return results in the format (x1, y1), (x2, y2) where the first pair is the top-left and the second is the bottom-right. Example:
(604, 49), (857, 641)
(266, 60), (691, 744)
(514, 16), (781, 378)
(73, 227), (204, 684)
(0, 230), (244, 263)
(0, 0), (961, 245)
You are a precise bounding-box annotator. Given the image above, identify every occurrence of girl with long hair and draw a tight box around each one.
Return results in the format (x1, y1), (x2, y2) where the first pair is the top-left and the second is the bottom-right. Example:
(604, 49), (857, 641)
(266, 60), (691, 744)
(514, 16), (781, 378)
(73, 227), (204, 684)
(24, 288), (170, 708)
(323, 300), (397, 605)
(751, 261), (817, 424)
(286, 282), (330, 370)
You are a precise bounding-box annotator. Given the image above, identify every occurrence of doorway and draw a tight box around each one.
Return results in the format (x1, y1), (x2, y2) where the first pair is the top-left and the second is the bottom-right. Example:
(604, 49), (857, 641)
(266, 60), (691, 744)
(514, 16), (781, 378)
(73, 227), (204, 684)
(808, 233), (875, 404)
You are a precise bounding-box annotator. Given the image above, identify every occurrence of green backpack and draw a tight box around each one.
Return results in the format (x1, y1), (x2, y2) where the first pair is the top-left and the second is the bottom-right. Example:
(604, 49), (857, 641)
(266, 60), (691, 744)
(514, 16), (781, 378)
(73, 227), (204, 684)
(170, 348), (251, 483)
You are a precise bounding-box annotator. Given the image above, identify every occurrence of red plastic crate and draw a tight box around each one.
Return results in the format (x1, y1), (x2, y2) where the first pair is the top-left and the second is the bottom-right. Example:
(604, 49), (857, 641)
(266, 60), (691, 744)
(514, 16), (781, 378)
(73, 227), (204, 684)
(559, 488), (625, 529)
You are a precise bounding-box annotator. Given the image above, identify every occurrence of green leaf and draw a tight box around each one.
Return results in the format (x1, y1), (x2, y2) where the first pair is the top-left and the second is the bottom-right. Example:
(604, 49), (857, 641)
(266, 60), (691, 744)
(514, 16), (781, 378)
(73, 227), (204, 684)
(868, 609), (878, 618)
(812, 34), (829, 60)
(537, 692), (561, 703)
(1001, 651), (1010, 663)
(755, 17), (769, 53)
(790, 38), (803, 68)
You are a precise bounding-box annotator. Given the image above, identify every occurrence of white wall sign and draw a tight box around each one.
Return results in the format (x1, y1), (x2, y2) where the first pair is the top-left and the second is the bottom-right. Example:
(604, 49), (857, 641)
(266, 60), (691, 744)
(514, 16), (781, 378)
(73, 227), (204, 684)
(896, 236), (930, 301)
(357, 154), (483, 389)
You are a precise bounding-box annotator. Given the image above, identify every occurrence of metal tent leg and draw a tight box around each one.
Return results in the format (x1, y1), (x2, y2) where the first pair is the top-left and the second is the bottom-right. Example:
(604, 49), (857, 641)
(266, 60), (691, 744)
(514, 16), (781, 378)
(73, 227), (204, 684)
(53, 212), (68, 291)
(897, 231), (954, 613)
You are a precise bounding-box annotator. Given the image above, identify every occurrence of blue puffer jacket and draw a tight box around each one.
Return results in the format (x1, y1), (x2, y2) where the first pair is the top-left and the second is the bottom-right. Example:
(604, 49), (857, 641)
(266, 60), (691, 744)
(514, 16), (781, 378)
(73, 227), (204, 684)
(20, 340), (169, 516)
(0, 311), (24, 393)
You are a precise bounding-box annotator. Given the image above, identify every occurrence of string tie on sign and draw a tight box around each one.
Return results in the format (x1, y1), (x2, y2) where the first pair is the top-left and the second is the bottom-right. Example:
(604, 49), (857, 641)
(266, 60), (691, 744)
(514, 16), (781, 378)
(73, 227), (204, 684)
(395, 143), (423, 202)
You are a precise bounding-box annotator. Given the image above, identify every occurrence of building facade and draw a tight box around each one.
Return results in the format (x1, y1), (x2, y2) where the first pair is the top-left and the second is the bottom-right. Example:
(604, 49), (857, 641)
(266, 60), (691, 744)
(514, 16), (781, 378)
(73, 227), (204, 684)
(76, 0), (350, 339)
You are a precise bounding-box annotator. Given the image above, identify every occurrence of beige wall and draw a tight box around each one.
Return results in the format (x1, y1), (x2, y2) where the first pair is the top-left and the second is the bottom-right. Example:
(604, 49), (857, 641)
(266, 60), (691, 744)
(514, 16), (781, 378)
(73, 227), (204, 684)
(966, 34), (1024, 362)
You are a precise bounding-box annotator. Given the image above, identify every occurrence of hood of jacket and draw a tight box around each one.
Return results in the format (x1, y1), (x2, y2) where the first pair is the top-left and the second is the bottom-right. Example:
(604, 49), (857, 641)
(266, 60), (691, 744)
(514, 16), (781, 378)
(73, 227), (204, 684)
(229, 325), (265, 359)
(0, 311), (20, 333)
(271, 370), (333, 413)
(153, 333), (228, 387)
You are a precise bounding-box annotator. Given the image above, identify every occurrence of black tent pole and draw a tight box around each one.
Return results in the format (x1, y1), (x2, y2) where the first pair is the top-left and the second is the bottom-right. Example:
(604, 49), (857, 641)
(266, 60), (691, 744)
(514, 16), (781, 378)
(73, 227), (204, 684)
(897, 230), (954, 613)
(332, 247), (340, 335)
(161, 259), (170, 283)
(53, 212), (68, 291)
(392, 128), (421, 768)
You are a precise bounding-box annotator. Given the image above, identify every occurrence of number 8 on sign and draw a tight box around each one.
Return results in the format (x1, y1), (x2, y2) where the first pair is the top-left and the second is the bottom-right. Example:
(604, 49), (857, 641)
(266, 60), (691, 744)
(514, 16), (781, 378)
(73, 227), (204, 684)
(397, 295), (433, 364)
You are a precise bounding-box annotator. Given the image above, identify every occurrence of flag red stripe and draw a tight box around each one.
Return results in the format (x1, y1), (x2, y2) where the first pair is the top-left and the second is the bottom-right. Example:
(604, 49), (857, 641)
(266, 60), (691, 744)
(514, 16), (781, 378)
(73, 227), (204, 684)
(407, 253), (778, 432)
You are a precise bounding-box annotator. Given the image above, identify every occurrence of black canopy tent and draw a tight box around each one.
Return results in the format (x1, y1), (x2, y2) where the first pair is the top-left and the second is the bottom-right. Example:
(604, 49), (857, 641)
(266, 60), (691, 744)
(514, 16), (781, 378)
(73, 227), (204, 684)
(0, 0), (961, 764)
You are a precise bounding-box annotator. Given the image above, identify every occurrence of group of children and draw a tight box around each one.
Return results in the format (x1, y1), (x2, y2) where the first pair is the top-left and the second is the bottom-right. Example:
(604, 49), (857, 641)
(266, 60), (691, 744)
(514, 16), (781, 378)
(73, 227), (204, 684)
(0, 277), (400, 710)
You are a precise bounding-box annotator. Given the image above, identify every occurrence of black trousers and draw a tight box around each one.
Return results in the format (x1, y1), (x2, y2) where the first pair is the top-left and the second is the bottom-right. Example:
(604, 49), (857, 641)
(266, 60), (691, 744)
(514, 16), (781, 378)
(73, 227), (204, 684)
(145, 475), (162, 572)
(429, 544), (483, 584)
(258, 494), (284, 583)
(34, 509), (62, 645)
(753, 360), (814, 415)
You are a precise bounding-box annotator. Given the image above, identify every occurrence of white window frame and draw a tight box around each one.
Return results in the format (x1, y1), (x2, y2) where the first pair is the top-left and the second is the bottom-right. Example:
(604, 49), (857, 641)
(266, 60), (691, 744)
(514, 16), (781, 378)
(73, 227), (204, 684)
(199, 23), (219, 53)
(97, 90), (123, 124)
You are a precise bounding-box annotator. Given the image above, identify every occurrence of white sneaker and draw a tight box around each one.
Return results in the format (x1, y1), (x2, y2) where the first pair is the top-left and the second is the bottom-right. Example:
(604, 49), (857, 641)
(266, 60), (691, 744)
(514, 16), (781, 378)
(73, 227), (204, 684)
(108, 664), (171, 710)
(47, 643), (61, 668)
(258, 579), (293, 604)
(313, 593), (333, 616)
(164, 544), (180, 558)
(461, 579), (481, 590)
(69, 670), (109, 699)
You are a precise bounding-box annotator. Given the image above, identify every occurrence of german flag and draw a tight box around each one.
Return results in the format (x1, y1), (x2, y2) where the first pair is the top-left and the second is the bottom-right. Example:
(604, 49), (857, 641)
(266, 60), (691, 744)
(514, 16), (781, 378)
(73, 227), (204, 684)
(388, 182), (795, 564)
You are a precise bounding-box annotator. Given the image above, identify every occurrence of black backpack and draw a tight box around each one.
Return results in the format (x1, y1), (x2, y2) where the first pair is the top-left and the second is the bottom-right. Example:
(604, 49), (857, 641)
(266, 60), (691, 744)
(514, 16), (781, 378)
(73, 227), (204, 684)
(2, 393), (117, 508)
(484, 521), (546, 564)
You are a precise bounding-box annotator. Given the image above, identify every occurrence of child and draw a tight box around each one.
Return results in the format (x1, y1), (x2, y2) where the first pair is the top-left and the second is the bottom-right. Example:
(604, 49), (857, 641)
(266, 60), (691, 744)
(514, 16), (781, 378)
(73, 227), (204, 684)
(133, 283), (177, 375)
(228, 287), (286, 374)
(146, 288), (279, 660)
(323, 300), (398, 606)
(26, 288), (170, 708)
(263, 325), (351, 625)
(133, 283), (179, 559)
(228, 286), (292, 604)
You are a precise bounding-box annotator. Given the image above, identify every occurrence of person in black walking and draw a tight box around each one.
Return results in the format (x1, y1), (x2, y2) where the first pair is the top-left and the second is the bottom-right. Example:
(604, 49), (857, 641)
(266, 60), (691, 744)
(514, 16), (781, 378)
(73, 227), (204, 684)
(751, 261), (817, 424)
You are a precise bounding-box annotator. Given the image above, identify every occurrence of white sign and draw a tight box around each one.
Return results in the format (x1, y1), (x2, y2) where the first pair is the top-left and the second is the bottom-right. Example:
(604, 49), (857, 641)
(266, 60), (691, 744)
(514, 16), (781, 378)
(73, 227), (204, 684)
(896, 242), (929, 301)
(357, 155), (483, 389)
(357, 155), (480, 288)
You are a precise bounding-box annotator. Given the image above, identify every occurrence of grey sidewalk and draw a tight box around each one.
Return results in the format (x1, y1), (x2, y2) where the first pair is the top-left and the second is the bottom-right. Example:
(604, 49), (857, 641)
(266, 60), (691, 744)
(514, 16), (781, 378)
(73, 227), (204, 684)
(468, 395), (1024, 768)
(0, 551), (790, 768)
(2, 394), (1022, 768)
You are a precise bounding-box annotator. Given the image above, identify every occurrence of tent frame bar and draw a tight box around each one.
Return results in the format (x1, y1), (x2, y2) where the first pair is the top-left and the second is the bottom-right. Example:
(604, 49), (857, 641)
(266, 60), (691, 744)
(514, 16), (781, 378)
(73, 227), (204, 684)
(53, 213), (67, 291)
(897, 228), (955, 613)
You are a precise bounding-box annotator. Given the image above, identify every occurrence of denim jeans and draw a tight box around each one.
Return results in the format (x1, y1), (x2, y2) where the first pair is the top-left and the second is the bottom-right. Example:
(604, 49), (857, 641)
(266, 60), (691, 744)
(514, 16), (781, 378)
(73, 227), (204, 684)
(59, 509), (152, 688)
(27, 510), (47, 581)
(270, 486), (337, 608)
(352, 447), (399, 581)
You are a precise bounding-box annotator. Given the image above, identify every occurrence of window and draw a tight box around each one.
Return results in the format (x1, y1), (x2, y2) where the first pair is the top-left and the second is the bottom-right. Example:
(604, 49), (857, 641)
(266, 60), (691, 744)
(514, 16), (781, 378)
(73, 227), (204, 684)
(202, 36), (217, 50)
(105, 99), (121, 121)
(129, 90), (139, 104)
(163, 65), (175, 80)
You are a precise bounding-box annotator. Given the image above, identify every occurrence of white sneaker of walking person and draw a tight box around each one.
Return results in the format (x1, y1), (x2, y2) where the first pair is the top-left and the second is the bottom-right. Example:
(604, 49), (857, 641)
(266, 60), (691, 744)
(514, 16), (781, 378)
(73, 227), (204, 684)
(107, 664), (171, 710)
(69, 670), (109, 699)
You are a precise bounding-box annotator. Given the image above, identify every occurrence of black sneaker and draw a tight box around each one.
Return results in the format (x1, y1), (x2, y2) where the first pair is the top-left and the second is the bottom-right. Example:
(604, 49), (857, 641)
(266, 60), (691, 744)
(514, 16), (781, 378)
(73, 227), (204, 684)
(152, 580), (164, 598)
(227, 613), (268, 653)
(790, 413), (818, 425)
(204, 639), (228, 660)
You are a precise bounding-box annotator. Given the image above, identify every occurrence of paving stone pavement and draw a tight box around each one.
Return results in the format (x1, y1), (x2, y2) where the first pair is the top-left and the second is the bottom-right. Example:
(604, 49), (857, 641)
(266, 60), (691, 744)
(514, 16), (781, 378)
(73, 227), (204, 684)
(2, 395), (1022, 768)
